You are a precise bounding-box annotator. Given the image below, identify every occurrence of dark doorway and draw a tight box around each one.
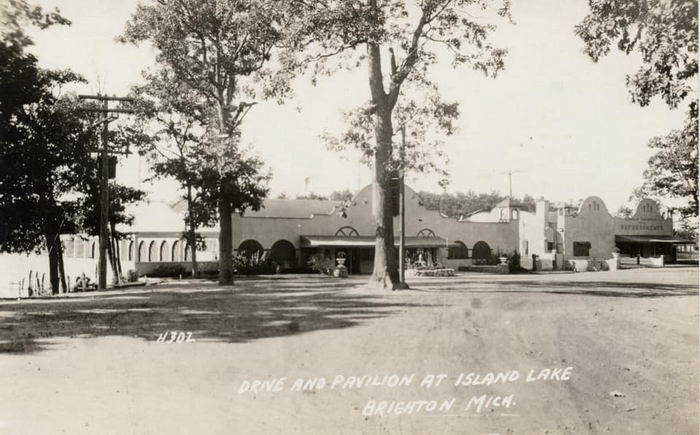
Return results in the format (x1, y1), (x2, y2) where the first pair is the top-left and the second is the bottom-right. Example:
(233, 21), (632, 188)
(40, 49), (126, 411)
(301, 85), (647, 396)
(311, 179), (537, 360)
(472, 241), (491, 260)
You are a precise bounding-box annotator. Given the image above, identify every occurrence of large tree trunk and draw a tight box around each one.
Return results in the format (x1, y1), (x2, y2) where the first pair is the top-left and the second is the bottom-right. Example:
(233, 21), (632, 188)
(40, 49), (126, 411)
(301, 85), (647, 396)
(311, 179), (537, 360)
(218, 198), (233, 285)
(368, 107), (403, 290)
(366, 42), (404, 290)
(106, 231), (119, 285)
(216, 99), (234, 285)
(57, 240), (67, 293)
(45, 232), (60, 295)
(187, 185), (199, 277)
(110, 221), (123, 282)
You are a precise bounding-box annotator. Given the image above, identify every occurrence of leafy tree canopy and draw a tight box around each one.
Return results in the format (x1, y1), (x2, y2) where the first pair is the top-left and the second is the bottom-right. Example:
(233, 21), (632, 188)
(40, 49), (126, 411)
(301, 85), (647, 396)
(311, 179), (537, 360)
(121, 0), (289, 284)
(279, 0), (512, 288)
(1, 0), (70, 49)
(576, 0), (698, 237)
(576, 0), (698, 109)
(416, 190), (536, 219)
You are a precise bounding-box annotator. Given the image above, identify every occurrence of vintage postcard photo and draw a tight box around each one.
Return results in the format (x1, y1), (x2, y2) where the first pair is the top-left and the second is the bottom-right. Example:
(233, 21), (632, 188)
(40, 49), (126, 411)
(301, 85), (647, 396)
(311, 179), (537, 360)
(0, 0), (698, 434)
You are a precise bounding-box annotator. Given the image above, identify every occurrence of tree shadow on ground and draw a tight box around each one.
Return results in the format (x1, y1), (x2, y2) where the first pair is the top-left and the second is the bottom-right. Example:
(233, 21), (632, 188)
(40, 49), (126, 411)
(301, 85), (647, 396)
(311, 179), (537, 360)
(0, 277), (425, 355)
(411, 279), (698, 298)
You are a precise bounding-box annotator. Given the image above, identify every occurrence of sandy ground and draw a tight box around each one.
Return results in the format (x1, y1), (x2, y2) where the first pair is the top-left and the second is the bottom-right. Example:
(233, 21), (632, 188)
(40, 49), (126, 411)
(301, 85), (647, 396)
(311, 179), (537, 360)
(0, 268), (697, 434)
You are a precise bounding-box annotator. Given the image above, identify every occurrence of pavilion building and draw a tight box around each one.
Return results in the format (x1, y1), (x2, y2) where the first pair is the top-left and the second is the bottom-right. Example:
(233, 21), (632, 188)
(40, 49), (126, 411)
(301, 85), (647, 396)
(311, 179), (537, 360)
(57, 183), (692, 278)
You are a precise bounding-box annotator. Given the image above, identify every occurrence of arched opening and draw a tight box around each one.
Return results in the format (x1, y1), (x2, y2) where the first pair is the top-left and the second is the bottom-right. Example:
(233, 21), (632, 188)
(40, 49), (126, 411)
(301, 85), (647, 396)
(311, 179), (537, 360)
(159, 240), (170, 262)
(64, 237), (75, 258)
(270, 240), (296, 268)
(417, 228), (436, 238)
(184, 243), (193, 261)
(119, 240), (127, 260)
(148, 241), (156, 262)
(205, 239), (218, 257)
(238, 239), (264, 257)
(138, 241), (146, 262)
(89, 241), (96, 259)
(472, 241), (491, 260)
(75, 239), (85, 258)
(128, 241), (134, 261)
(335, 226), (360, 237)
(449, 240), (469, 259)
(171, 240), (181, 262)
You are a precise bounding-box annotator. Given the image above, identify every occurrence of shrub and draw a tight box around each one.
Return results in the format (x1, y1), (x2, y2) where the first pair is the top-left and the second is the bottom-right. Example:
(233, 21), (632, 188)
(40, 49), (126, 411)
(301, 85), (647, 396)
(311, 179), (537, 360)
(308, 254), (335, 275)
(232, 250), (275, 275)
(508, 252), (526, 273)
(414, 269), (455, 277)
(586, 258), (608, 272)
(149, 264), (187, 278)
(126, 269), (139, 282)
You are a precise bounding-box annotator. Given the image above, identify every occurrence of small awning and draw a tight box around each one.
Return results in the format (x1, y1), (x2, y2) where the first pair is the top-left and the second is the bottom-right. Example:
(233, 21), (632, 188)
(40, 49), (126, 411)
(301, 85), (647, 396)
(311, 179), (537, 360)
(300, 235), (451, 248)
(615, 235), (693, 244)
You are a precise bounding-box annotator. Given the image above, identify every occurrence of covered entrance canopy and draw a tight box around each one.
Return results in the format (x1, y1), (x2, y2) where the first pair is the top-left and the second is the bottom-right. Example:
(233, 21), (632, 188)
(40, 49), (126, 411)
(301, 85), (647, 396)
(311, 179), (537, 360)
(300, 235), (451, 275)
(615, 235), (692, 244)
(300, 235), (452, 248)
(615, 235), (693, 263)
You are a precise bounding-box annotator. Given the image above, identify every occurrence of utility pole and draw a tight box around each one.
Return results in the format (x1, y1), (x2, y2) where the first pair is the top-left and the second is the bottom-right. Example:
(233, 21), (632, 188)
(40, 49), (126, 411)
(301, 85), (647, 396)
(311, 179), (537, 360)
(508, 171), (513, 198)
(79, 94), (133, 290)
(501, 170), (523, 198)
(398, 126), (407, 289)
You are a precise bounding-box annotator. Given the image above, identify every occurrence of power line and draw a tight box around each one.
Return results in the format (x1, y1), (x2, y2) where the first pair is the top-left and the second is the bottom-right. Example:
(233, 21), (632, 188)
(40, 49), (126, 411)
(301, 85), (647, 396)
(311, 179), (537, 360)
(78, 94), (134, 290)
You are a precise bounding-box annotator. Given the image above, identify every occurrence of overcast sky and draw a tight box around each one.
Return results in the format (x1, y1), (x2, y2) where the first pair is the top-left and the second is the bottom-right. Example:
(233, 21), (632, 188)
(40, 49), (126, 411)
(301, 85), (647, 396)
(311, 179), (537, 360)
(27, 0), (688, 211)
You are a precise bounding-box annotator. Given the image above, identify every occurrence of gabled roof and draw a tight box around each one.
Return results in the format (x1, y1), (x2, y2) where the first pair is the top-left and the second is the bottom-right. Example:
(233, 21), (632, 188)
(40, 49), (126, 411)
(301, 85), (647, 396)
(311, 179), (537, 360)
(170, 197), (340, 218)
(122, 201), (204, 233)
(122, 197), (342, 234)
(494, 197), (529, 210)
(243, 199), (341, 218)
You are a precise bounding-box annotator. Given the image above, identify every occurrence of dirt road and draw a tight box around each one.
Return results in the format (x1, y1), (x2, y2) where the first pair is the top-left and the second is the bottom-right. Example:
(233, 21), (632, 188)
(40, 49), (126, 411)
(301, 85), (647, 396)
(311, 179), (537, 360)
(0, 268), (697, 434)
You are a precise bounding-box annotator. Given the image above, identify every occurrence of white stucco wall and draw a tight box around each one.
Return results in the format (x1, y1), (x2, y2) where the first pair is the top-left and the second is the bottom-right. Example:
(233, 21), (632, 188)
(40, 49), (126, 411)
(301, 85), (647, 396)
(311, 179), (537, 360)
(559, 196), (616, 261)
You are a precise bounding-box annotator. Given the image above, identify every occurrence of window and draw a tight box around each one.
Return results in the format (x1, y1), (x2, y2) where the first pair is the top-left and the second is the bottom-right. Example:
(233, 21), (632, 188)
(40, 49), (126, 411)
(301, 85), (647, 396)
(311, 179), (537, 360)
(573, 241), (591, 257)
(522, 240), (529, 255)
(335, 226), (359, 237)
(547, 242), (555, 251)
(417, 228), (436, 238)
